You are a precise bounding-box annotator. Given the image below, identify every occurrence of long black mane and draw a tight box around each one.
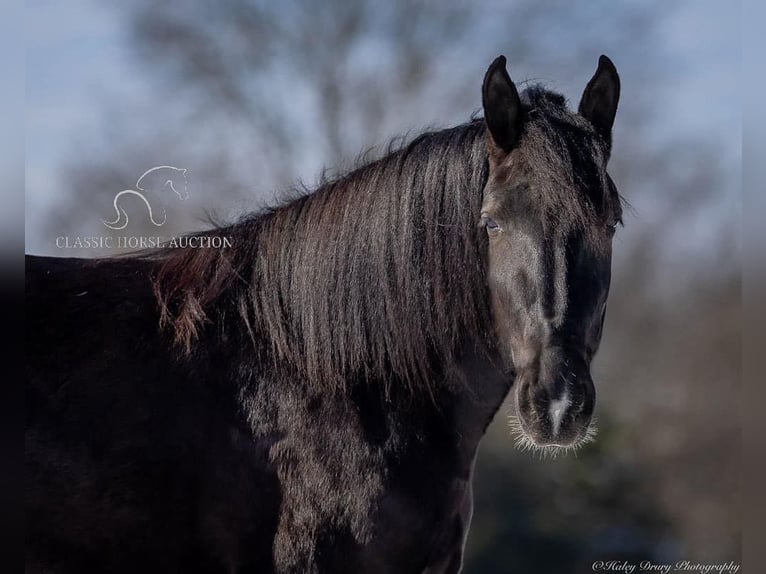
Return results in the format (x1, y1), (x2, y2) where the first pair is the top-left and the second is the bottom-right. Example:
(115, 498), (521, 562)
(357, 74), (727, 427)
(152, 86), (614, 395)
(154, 119), (491, 394)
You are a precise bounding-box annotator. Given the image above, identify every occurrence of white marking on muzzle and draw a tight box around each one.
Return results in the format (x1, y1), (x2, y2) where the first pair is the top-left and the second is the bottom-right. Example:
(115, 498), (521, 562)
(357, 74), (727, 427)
(548, 389), (570, 438)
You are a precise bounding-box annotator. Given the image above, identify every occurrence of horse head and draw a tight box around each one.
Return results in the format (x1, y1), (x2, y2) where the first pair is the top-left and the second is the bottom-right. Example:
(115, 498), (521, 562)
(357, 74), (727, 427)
(480, 55), (622, 453)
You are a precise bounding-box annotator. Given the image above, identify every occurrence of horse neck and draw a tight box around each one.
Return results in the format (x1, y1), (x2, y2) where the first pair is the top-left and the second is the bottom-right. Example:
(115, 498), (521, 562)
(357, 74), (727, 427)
(237, 231), (509, 470)
(219, 125), (512, 461)
(441, 345), (512, 466)
(239, 126), (491, 401)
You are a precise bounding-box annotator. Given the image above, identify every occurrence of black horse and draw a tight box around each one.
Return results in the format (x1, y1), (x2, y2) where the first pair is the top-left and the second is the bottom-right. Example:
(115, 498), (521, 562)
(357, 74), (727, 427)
(26, 55), (622, 573)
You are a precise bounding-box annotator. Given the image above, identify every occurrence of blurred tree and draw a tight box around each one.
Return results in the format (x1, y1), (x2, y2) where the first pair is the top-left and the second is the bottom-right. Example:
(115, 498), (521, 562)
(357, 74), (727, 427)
(50, 1), (665, 248)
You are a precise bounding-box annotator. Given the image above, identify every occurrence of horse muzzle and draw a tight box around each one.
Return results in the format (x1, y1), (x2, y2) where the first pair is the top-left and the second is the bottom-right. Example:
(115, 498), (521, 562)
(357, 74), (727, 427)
(512, 345), (596, 448)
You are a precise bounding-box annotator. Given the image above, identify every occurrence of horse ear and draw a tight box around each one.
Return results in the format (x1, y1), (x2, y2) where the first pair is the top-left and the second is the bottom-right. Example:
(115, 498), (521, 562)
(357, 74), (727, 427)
(482, 55), (523, 153)
(578, 55), (620, 151)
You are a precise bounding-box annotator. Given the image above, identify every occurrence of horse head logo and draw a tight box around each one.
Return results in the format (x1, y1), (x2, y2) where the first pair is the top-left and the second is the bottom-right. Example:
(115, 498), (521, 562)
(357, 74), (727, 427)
(103, 166), (189, 230)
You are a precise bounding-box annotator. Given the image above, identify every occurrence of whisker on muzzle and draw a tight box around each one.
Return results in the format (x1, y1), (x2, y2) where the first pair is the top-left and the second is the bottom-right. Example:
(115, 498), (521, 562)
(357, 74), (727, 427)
(507, 411), (598, 460)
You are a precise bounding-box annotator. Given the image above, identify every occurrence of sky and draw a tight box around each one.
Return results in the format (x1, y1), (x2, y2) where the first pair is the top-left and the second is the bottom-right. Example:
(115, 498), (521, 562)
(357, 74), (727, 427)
(25, 0), (740, 257)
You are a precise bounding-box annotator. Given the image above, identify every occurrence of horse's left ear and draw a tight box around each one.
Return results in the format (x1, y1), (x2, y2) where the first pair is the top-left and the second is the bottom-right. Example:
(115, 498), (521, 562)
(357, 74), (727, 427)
(578, 55), (620, 153)
(482, 55), (523, 153)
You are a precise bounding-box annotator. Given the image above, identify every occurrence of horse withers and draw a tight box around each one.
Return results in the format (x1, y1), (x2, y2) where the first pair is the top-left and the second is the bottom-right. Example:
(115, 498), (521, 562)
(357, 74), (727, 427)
(26, 55), (622, 573)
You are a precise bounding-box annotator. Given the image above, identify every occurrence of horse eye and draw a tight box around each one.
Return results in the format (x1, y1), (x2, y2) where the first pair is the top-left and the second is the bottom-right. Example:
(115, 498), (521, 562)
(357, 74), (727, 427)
(606, 216), (621, 231)
(483, 217), (500, 232)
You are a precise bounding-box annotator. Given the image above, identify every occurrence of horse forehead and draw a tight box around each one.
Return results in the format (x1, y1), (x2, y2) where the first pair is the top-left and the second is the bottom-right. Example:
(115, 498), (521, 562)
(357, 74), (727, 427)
(495, 131), (604, 183)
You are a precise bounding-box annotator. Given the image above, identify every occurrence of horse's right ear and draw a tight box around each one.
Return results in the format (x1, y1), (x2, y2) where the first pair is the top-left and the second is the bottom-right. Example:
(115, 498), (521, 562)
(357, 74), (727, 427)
(482, 55), (523, 153)
(578, 55), (620, 152)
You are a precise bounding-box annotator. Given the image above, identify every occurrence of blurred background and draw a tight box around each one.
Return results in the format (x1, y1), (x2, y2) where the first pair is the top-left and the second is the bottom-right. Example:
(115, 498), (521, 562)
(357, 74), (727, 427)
(25, 0), (740, 571)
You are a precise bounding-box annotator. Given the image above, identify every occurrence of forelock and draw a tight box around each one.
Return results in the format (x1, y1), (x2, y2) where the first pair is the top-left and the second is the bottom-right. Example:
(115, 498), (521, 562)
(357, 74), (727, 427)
(512, 85), (614, 242)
